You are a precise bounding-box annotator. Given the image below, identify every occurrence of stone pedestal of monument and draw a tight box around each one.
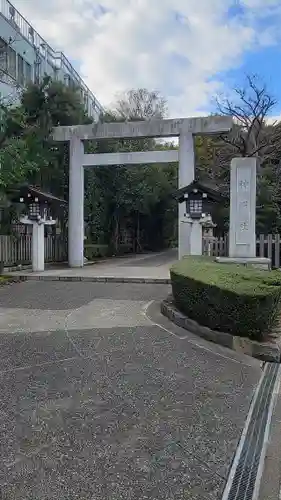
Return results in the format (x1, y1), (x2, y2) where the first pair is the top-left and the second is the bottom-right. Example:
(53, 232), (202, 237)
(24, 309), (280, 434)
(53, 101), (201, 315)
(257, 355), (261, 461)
(215, 157), (271, 270)
(216, 256), (271, 270)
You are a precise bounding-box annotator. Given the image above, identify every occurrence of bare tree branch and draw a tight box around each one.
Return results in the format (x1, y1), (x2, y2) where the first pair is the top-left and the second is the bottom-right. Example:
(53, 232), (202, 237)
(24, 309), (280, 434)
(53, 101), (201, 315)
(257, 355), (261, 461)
(216, 74), (280, 165)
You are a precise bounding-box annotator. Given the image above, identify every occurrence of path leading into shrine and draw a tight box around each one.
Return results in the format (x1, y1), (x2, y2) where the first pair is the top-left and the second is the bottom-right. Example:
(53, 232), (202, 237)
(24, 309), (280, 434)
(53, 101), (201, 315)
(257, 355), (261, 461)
(0, 271), (262, 499)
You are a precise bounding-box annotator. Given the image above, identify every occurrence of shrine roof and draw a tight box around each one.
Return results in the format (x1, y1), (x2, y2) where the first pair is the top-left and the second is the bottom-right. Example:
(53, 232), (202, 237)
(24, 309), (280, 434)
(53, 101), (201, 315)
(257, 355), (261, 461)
(175, 179), (229, 203)
(8, 184), (67, 205)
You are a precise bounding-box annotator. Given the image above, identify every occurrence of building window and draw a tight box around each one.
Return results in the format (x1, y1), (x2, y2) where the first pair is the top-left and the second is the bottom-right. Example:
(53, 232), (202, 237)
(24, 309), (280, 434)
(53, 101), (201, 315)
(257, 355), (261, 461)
(17, 54), (24, 85)
(0, 38), (7, 72)
(24, 61), (32, 84)
(34, 61), (40, 84)
(7, 46), (16, 79)
(68, 77), (76, 90)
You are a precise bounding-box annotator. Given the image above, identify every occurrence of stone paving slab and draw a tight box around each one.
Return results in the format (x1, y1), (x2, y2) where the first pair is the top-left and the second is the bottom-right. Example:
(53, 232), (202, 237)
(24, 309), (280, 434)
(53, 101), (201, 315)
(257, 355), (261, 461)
(0, 300), (151, 334)
(0, 280), (263, 499)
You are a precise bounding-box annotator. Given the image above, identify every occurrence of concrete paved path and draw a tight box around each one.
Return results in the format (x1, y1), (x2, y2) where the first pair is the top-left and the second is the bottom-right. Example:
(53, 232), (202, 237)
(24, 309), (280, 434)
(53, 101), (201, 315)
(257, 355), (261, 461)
(9, 248), (178, 282)
(0, 279), (262, 499)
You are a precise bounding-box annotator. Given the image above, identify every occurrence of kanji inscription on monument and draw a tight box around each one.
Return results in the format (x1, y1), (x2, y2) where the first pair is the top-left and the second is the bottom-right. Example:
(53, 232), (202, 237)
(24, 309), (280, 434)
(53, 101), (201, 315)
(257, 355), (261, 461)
(229, 157), (257, 258)
(235, 166), (252, 245)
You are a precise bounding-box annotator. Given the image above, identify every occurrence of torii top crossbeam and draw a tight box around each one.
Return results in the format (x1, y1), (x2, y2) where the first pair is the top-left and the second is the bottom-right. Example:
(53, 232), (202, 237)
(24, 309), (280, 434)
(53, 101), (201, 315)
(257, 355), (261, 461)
(53, 116), (233, 142)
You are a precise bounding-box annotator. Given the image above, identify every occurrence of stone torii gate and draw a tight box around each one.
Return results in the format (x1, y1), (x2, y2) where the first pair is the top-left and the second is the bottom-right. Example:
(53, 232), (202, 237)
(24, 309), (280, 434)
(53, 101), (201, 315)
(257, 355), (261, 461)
(53, 116), (232, 268)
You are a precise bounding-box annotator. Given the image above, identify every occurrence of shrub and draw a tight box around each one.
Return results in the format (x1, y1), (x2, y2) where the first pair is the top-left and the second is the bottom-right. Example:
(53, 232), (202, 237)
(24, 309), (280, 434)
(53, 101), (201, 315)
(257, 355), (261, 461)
(170, 257), (281, 341)
(84, 243), (133, 260)
(114, 244), (133, 256)
(84, 244), (109, 260)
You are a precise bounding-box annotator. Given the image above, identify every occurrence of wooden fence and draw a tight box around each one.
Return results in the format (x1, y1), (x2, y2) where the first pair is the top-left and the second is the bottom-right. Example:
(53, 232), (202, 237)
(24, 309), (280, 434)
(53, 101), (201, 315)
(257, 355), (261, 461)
(202, 235), (228, 258)
(203, 234), (281, 268)
(1, 233), (281, 269)
(0, 235), (67, 267)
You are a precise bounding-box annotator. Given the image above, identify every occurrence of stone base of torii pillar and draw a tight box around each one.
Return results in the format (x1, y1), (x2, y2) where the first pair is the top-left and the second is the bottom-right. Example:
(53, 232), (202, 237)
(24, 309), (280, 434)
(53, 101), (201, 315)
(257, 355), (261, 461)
(20, 215), (56, 272)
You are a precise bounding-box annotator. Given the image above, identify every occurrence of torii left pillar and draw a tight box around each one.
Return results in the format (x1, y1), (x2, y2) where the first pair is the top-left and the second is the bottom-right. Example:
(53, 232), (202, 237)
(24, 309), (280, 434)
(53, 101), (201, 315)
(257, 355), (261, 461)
(178, 133), (195, 259)
(68, 137), (84, 268)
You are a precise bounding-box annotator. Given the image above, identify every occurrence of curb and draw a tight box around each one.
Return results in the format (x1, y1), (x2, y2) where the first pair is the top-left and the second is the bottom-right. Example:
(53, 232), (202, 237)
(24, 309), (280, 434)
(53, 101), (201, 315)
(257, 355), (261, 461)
(3, 260), (99, 273)
(8, 275), (172, 285)
(161, 296), (281, 363)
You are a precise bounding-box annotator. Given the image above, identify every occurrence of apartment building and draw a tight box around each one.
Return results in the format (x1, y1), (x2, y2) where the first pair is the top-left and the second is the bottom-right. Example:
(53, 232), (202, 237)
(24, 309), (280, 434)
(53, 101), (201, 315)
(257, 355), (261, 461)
(0, 0), (104, 119)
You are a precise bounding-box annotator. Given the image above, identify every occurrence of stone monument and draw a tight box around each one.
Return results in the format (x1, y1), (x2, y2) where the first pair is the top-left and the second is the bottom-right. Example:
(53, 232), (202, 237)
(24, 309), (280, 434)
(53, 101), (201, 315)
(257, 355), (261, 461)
(216, 157), (271, 269)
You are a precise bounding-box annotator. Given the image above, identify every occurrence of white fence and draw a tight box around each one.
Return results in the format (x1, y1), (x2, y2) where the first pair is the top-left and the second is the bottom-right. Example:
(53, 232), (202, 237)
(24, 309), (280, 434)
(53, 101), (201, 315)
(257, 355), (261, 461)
(0, 235), (67, 266)
(203, 234), (281, 268)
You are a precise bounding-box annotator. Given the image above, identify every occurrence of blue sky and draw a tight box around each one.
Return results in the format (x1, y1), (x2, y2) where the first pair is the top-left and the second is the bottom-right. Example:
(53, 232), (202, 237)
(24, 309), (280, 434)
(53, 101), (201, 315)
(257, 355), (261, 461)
(207, 43), (281, 117)
(12, 0), (281, 119)
(227, 2), (281, 113)
(236, 46), (281, 116)
(218, 1), (281, 118)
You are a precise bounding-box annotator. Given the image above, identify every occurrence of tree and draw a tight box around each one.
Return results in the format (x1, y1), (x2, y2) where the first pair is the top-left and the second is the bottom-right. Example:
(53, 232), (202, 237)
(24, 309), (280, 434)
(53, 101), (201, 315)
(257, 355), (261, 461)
(0, 104), (45, 189)
(22, 76), (92, 128)
(114, 88), (167, 120)
(216, 74), (281, 163)
(20, 76), (92, 199)
(0, 77), (91, 234)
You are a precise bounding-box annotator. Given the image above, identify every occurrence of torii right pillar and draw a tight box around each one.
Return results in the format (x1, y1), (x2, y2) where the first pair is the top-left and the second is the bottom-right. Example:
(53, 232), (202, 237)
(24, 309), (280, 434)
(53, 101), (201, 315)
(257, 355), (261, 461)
(178, 119), (233, 260)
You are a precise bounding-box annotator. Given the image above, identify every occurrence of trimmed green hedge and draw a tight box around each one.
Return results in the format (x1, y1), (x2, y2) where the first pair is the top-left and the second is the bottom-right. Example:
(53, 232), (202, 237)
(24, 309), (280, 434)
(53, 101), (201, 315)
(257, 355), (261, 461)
(170, 257), (281, 341)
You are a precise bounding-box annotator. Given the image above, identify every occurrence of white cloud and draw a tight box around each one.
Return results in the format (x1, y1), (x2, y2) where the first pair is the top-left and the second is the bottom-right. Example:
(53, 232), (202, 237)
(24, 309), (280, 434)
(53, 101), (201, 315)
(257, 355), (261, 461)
(11, 0), (281, 117)
(266, 115), (281, 125)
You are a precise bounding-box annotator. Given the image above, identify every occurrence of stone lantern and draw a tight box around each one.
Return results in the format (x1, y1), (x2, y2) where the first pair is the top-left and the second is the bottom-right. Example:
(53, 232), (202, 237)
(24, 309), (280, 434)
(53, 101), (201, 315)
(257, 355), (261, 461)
(9, 185), (66, 272)
(176, 180), (227, 256)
